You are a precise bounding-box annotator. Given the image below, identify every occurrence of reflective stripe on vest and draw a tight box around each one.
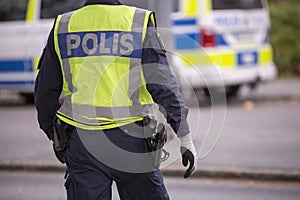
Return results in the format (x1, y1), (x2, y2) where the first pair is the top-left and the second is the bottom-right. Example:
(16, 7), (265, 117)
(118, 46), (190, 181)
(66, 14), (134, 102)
(54, 6), (154, 127)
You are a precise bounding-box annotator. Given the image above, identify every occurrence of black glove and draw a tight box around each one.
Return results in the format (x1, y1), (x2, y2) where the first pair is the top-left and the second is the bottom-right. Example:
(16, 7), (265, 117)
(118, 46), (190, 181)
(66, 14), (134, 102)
(180, 147), (196, 178)
(180, 134), (198, 178)
(53, 143), (66, 164)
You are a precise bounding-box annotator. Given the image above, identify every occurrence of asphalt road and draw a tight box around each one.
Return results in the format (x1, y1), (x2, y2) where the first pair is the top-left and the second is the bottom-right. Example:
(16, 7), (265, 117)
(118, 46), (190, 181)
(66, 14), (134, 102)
(1, 80), (300, 172)
(1, 171), (299, 200)
(0, 79), (300, 199)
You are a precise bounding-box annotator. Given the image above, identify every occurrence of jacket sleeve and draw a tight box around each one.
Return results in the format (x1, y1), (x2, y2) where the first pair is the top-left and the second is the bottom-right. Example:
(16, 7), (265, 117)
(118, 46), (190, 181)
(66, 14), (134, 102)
(34, 23), (63, 141)
(142, 20), (190, 137)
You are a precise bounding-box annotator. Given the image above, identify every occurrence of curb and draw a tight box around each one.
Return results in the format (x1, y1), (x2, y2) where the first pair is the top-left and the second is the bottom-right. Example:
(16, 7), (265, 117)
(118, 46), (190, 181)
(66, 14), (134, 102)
(1, 161), (300, 183)
(161, 168), (300, 183)
(0, 161), (66, 172)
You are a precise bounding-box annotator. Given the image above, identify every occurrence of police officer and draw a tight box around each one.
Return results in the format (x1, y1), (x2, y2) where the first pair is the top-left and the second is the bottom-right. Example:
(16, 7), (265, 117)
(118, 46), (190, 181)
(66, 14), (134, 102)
(35, 0), (198, 199)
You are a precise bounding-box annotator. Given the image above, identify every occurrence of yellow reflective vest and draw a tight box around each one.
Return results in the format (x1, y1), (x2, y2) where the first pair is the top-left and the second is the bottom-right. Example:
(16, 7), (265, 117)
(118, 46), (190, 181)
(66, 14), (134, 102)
(53, 5), (155, 130)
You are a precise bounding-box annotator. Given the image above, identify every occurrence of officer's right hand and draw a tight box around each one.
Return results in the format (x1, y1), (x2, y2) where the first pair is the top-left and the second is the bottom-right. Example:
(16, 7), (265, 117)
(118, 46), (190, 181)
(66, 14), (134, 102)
(180, 134), (198, 178)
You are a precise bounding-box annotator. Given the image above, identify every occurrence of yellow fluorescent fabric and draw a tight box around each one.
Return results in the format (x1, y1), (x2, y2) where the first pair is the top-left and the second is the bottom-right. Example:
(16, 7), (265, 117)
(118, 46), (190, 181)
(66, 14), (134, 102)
(69, 5), (135, 32)
(54, 15), (71, 96)
(69, 56), (131, 107)
(33, 57), (40, 72)
(54, 5), (154, 130)
(139, 71), (153, 105)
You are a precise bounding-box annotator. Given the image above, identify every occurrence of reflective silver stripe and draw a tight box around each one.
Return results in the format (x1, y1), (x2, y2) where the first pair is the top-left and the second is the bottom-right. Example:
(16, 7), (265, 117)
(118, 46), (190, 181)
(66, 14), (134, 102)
(59, 96), (152, 120)
(58, 12), (73, 34)
(58, 12), (75, 92)
(128, 8), (147, 104)
(128, 58), (142, 105)
(62, 59), (75, 92)
(132, 8), (146, 33)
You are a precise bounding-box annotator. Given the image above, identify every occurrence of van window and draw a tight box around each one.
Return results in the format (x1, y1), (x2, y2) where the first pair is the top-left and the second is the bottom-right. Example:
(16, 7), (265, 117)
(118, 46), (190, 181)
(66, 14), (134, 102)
(0, 0), (28, 21)
(41, 0), (85, 19)
(172, 0), (180, 12)
(212, 0), (263, 10)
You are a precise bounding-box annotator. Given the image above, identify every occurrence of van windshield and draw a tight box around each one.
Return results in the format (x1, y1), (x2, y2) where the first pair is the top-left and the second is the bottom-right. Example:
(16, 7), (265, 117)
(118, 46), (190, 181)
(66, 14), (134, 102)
(41, 0), (85, 19)
(212, 0), (263, 10)
(0, 0), (28, 21)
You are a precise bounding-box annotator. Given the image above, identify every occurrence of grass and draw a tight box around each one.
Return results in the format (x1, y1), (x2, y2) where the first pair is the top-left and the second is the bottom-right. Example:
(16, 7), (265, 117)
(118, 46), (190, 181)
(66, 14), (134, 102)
(269, 1), (300, 78)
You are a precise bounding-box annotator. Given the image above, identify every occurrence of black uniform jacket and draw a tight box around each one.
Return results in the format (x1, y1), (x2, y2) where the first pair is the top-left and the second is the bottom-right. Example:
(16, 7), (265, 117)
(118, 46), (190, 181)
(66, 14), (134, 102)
(34, 0), (190, 140)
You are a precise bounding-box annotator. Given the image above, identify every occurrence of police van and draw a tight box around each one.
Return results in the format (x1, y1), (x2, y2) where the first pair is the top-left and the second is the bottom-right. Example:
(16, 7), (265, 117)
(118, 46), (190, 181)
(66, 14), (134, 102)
(171, 0), (277, 98)
(0, 0), (85, 102)
(0, 0), (277, 102)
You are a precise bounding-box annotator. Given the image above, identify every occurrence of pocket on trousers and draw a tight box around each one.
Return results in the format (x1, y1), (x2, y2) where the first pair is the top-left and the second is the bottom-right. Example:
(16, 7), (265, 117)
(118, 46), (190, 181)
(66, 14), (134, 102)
(149, 172), (170, 200)
(64, 174), (77, 200)
(64, 174), (72, 189)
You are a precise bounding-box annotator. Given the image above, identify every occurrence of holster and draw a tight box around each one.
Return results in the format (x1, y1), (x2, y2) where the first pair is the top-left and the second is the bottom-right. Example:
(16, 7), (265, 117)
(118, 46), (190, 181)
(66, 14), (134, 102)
(143, 117), (168, 169)
(53, 117), (71, 152)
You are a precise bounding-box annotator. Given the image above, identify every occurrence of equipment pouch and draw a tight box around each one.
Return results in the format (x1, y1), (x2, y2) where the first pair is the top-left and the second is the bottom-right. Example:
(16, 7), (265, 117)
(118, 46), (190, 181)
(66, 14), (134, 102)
(53, 117), (70, 152)
(144, 117), (168, 169)
(151, 123), (167, 169)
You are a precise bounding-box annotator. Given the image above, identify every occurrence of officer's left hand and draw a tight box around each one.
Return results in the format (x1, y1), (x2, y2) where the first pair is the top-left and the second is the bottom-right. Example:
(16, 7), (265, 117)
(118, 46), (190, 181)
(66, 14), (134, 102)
(180, 134), (198, 178)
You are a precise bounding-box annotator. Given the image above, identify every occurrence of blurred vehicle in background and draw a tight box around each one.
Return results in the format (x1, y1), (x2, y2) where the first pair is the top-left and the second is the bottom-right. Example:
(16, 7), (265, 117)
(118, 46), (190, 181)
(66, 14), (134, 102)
(0, 0), (278, 102)
(171, 0), (277, 98)
(0, 0), (84, 103)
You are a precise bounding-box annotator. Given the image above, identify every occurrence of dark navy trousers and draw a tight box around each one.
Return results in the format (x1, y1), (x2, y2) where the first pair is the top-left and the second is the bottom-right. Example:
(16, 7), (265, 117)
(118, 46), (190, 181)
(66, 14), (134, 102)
(65, 126), (170, 200)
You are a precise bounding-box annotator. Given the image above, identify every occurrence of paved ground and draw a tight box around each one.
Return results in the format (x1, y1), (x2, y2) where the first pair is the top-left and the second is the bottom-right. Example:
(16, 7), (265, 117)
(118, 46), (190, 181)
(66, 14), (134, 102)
(0, 79), (300, 179)
(1, 171), (300, 200)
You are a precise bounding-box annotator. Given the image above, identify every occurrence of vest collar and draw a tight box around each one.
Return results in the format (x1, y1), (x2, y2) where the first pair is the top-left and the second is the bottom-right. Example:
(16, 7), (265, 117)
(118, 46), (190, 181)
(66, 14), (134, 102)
(84, 0), (121, 6)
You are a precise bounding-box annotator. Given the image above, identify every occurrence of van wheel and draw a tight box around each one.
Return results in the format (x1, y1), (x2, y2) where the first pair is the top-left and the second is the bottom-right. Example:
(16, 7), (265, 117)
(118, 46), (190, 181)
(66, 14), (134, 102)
(225, 85), (241, 98)
(20, 93), (35, 104)
(203, 85), (240, 99)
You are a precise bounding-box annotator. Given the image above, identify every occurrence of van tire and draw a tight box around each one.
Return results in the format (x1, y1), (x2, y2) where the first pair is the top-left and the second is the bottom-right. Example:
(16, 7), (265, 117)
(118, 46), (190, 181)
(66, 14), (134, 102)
(203, 85), (240, 99)
(225, 85), (241, 98)
(20, 93), (35, 104)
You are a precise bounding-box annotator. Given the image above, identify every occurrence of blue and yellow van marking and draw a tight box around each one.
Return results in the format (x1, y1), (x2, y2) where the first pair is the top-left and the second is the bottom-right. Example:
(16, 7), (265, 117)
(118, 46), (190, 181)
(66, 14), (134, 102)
(0, 60), (34, 73)
(26, 0), (36, 22)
